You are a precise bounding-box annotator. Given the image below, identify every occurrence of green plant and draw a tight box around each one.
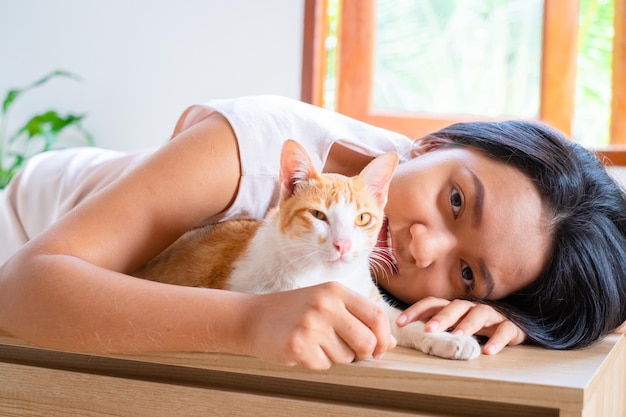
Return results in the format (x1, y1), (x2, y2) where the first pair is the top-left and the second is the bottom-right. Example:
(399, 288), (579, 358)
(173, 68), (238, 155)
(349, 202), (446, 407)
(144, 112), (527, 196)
(0, 70), (94, 188)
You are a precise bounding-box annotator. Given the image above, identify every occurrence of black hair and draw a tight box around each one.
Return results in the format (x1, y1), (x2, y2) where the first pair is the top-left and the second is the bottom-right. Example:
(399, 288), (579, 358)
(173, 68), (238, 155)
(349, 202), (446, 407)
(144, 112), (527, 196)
(423, 120), (626, 349)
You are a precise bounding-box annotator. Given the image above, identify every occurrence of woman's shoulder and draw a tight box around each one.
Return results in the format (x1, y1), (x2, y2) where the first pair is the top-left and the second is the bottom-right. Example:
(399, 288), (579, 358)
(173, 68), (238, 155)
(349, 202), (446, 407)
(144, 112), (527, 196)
(203, 95), (413, 158)
(171, 96), (413, 224)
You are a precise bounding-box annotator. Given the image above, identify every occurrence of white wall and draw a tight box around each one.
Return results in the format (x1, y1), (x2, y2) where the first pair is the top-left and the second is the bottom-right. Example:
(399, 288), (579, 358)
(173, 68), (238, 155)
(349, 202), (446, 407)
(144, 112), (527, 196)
(0, 0), (304, 151)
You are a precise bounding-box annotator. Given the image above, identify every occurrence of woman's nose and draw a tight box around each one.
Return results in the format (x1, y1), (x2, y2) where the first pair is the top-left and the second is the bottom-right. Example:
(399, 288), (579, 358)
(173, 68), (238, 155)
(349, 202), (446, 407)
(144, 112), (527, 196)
(409, 223), (455, 268)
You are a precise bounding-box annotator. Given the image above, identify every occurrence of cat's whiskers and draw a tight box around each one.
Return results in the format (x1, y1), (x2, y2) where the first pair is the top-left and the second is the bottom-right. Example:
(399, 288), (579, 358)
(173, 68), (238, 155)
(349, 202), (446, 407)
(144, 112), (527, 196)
(369, 246), (397, 285)
(277, 237), (329, 270)
(368, 259), (387, 285)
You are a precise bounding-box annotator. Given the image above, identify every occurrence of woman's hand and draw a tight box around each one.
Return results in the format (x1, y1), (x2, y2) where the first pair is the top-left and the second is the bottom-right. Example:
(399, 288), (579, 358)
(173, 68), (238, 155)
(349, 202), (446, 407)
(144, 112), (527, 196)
(395, 296), (526, 355)
(241, 282), (397, 370)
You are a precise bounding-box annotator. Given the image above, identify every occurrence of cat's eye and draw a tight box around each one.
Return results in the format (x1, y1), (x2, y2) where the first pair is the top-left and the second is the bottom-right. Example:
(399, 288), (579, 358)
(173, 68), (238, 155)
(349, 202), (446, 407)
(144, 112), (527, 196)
(355, 212), (372, 226)
(310, 209), (327, 221)
(450, 187), (464, 218)
(461, 261), (475, 291)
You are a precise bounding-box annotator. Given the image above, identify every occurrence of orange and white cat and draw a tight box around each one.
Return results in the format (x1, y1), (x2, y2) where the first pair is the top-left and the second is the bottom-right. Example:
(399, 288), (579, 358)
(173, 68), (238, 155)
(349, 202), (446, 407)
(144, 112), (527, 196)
(134, 139), (480, 360)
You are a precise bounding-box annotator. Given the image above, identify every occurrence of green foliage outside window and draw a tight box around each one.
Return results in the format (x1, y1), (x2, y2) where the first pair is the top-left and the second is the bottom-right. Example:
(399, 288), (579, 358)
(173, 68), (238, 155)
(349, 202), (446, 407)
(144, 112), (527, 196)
(575, 0), (614, 147)
(323, 0), (616, 147)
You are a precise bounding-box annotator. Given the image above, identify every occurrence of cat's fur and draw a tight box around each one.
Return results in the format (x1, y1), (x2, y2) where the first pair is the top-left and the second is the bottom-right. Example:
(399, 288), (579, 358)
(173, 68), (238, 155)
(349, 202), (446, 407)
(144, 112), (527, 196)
(134, 139), (480, 360)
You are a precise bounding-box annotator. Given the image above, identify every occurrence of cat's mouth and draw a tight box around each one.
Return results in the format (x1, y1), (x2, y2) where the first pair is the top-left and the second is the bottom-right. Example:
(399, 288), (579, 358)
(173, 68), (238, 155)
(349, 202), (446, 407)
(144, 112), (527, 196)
(378, 217), (399, 274)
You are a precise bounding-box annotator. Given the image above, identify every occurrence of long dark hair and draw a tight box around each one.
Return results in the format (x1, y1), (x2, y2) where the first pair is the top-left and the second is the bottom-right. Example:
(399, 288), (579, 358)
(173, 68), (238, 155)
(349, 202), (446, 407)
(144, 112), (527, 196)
(424, 120), (626, 349)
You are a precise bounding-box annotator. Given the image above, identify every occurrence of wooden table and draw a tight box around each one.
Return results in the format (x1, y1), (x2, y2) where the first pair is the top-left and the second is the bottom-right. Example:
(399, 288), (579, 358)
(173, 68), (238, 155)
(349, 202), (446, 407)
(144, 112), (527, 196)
(1, 331), (624, 416)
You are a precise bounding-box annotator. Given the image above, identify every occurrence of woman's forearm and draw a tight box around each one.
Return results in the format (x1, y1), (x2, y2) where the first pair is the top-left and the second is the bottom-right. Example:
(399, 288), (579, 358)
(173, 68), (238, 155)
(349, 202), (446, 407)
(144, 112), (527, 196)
(0, 251), (251, 355)
(0, 247), (396, 368)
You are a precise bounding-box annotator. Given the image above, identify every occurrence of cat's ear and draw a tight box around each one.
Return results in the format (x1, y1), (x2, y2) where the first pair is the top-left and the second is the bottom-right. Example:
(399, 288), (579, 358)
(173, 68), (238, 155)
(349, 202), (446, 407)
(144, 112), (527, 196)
(360, 152), (399, 206)
(279, 139), (320, 199)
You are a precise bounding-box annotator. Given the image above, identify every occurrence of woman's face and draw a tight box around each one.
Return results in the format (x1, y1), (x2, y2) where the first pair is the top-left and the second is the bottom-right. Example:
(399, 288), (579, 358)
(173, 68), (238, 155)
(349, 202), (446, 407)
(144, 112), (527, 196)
(376, 145), (552, 303)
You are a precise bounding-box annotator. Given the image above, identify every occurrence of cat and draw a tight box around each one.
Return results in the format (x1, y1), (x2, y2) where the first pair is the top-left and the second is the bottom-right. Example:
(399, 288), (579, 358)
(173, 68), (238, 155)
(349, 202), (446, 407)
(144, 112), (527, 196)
(133, 139), (480, 361)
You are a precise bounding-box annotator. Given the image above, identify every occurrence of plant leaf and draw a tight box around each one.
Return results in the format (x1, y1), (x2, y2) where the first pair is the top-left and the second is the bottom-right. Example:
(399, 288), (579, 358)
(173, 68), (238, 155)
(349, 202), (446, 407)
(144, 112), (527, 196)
(1, 70), (92, 189)
(17, 111), (86, 139)
(29, 70), (81, 89)
(2, 90), (19, 115)
(0, 154), (25, 188)
(1, 70), (81, 115)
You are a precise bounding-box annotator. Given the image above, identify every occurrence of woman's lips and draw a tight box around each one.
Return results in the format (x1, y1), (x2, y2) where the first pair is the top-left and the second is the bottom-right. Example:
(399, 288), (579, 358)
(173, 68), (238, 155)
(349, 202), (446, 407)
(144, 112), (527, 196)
(378, 217), (399, 273)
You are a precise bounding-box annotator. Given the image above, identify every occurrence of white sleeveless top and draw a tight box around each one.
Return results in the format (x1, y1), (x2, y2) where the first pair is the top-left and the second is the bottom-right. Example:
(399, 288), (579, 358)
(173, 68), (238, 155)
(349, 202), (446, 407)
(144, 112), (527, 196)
(0, 95), (412, 265)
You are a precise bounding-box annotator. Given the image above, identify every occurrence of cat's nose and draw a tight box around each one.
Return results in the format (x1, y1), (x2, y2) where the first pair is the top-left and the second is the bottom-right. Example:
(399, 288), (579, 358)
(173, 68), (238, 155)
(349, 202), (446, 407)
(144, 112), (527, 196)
(334, 238), (352, 255)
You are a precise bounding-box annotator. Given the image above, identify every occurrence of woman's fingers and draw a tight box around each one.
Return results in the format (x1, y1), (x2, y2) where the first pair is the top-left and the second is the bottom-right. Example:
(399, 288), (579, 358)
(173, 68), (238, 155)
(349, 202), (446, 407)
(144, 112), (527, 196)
(249, 282), (396, 369)
(342, 291), (396, 359)
(326, 282), (397, 361)
(397, 297), (475, 332)
(423, 299), (476, 332)
(482, 321), (527, 355)
(298, 340), (354, 370)
(395, 296), (451, 326)
(449, 303), (503, 335)
(395, 296), (528, 355)
(450, 305), (526, 354)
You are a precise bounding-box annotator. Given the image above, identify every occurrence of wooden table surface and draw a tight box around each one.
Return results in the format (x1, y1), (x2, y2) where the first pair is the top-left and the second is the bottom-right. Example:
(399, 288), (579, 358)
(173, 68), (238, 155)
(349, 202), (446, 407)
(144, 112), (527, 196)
(1, 331), (624, 416)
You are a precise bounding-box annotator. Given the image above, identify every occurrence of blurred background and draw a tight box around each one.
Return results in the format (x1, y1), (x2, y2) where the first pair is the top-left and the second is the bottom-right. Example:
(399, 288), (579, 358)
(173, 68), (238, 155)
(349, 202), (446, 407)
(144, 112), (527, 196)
(0, 0), (304, 151)
(1, 0), (620, 154)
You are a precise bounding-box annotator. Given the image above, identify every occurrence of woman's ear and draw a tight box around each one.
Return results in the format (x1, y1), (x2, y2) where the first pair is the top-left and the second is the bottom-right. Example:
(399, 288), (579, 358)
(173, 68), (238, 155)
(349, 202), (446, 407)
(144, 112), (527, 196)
(409, 137), (444, 158)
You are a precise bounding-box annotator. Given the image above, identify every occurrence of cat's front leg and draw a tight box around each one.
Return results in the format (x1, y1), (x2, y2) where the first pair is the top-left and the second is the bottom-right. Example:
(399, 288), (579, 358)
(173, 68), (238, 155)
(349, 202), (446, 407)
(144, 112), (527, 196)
(393, 319), (481, 360)
(381, 302), (481, 360)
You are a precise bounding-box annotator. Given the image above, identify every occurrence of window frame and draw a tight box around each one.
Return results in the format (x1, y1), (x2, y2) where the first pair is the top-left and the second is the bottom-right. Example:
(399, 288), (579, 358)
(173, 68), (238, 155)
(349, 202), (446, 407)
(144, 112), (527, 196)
(301, 0), (626, 165)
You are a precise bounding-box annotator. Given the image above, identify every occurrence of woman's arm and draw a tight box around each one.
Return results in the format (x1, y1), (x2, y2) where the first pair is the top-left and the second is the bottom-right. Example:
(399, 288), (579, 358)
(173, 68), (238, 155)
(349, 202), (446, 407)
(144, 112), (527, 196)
(1, 250), (392, 369)
(0, 113), (242, 349)
(0, 113), (395, 368)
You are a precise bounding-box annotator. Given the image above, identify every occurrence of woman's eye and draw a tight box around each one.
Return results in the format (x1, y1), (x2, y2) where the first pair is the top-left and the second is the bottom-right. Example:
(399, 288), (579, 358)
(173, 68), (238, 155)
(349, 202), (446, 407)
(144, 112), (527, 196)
(461, 262), (475, 290)
(450, 187), (463, 218)
(310, 210), (327, 221)
(355, 212), (371, 226)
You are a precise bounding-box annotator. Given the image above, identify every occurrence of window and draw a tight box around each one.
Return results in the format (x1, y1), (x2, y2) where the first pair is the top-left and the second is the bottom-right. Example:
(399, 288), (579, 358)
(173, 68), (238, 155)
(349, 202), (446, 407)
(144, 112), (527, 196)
(302, 0), (626, 164)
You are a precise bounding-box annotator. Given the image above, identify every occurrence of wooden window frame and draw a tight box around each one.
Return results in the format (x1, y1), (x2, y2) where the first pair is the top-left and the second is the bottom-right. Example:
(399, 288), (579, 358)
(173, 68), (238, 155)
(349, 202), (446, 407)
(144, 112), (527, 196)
(302, 0), (626, 165)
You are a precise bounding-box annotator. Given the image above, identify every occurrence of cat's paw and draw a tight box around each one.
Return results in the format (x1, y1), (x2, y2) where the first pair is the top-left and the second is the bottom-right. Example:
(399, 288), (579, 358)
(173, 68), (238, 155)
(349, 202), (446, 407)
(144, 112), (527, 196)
(419, 331), (481, 360)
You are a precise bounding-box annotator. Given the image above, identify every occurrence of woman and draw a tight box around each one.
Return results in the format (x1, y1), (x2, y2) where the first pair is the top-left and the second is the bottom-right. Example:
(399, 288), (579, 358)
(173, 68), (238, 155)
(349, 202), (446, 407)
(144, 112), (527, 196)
(0, 95), (624, 370)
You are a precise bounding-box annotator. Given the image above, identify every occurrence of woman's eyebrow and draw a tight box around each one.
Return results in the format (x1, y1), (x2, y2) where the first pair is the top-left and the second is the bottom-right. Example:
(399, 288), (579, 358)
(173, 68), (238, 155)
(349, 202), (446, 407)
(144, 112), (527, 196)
(468, 169), (484, 228)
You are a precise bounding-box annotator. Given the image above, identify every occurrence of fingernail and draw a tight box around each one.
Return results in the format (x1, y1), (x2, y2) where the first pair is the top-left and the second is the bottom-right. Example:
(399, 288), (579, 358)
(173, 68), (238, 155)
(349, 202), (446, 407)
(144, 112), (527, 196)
(396, 314), (407, 325)
(452, 329), (464, 336)
(485, 344), (497, 355)
(426, 320), (439, 332)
